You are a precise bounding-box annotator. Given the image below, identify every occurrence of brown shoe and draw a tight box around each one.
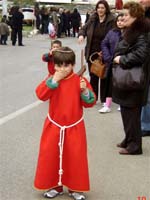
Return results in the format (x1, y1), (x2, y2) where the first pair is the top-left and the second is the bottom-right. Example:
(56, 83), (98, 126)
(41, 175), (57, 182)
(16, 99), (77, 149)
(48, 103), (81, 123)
(119, 148), (143, 155)
(119, 148), (130, 154)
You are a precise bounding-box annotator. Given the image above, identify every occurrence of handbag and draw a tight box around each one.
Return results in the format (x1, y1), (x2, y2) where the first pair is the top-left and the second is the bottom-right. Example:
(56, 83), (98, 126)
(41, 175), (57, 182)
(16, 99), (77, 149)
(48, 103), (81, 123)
(89, 52), (106, 79)
(112, 64), (145, 90)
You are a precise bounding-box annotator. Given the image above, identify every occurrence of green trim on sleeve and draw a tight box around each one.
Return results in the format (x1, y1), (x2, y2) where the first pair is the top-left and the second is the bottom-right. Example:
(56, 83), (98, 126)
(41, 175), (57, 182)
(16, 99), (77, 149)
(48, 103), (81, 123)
(46, 78), (59, 89)
(81, 90), (95, 103)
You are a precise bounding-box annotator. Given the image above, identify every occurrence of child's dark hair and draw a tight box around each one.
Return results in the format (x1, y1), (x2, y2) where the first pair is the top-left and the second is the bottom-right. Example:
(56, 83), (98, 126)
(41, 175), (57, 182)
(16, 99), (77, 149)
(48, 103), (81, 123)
(51, 40), (62, 47)
(53, 47), (75, 66)
(114, 13), (124, 29)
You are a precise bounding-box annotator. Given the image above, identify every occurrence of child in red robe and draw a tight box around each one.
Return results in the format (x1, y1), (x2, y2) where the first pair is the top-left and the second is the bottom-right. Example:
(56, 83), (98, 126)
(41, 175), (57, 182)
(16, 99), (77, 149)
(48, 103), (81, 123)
(42, 40), (62, 75)
(34, 47), (96, 200)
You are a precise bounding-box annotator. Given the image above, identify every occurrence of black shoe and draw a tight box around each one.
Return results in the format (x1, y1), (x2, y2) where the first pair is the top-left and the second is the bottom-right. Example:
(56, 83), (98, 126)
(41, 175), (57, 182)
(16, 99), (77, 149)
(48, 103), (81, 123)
(18, 44), (24, 46)
(142, 130), (150, 137)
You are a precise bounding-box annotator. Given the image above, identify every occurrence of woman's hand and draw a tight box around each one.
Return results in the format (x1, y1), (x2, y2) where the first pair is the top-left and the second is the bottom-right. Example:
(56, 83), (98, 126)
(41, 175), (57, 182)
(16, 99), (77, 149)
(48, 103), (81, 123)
(78, 36), (84, 44)
(97, 51), (102, 58)
(113, 56), (121, 64)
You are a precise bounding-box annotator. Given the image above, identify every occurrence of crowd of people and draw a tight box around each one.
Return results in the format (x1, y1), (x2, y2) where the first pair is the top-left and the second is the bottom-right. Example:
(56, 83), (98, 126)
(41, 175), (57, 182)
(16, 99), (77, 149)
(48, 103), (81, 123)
(78, 0), (150, 156)
(0, 5), (91, 46)
(35, 6), (86, 38)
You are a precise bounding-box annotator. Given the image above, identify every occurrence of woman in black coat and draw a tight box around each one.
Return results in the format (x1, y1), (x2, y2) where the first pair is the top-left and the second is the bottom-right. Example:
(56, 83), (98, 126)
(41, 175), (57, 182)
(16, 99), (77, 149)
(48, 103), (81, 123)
(78, 0), (115, 103)
(112, 1), (150, 155)
(71, 8), (81, 37)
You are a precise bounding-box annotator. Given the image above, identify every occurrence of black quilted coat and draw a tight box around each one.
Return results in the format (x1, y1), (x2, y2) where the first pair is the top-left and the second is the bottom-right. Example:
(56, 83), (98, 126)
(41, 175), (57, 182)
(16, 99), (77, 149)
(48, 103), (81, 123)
(112, 18), (150, 107)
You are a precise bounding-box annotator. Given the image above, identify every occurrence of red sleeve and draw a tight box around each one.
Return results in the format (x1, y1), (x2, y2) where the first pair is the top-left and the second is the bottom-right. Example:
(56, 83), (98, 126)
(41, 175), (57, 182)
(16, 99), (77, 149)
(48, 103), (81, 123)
(35, 76), (53, 101)
(81, 77), (96, 108)
(42, 53), (53, 62)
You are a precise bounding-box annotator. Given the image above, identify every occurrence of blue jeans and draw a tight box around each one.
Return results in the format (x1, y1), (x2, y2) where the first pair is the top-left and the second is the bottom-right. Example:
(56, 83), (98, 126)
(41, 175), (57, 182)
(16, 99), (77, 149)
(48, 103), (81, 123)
(141, 86), (150, 131)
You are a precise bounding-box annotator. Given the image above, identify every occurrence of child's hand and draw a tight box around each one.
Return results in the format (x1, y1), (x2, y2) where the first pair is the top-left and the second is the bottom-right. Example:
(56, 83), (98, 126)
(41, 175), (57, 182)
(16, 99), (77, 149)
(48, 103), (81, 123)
(97, 51), (102, 57)
(49, 47), (57, 55)
(49, 48), (53, 55)
(80, 77), (87, 92)
(53, 70), (68, 82)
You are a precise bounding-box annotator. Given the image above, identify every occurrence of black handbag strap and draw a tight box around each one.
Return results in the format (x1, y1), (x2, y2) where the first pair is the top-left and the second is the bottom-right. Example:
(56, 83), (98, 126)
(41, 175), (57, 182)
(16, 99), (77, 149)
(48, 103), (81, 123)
(89, 52), (101, 63)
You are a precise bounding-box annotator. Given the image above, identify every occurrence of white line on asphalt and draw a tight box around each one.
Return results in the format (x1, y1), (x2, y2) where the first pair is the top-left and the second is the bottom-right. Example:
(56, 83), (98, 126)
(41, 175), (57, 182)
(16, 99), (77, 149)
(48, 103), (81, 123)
(0, 100), (43, 126)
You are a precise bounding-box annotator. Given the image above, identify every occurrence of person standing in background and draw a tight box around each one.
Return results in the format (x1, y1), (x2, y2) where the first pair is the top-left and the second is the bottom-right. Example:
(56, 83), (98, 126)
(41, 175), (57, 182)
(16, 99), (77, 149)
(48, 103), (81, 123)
(57, 8), (64, 38)
(0, 16), (10, 45)
(49, 7), (59, 37)
(71, 8), (81, 37)
(40, 7), (49, 34)
(85, 11), (90, 24)
(11, 6), (24, 46)
(78, 0), (115, 104)
(138, 0), (150, 137)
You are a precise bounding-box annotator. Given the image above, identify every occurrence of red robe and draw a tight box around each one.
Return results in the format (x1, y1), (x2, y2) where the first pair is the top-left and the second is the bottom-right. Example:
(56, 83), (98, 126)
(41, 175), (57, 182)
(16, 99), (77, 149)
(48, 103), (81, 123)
(34, 73), (96, 191)
(42, 53), (55, 75)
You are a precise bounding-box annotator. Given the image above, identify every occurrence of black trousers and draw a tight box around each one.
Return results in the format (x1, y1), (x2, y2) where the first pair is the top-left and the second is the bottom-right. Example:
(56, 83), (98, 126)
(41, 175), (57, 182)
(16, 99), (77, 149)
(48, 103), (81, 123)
(120, 106), (142, 153)
(72, 26), (79, 37)
(57, 24), (63, 38)
(88, 62), (107, 102)
(0, 35), (7, 44)
(12, 28), (23, 45)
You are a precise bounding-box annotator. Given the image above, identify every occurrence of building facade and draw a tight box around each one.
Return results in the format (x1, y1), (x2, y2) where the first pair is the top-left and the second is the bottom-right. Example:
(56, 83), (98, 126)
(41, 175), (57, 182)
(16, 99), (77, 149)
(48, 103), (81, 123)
(36, 0), (129, 6)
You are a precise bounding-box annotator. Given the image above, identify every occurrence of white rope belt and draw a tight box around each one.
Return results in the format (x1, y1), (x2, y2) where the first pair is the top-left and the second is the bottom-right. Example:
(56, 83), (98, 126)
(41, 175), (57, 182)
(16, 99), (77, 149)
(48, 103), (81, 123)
(47, 113), (83, 186)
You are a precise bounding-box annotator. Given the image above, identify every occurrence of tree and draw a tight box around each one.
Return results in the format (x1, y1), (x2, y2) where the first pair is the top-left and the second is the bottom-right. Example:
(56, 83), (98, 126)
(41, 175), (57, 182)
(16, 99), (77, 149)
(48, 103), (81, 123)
(12, 0), (36, 6)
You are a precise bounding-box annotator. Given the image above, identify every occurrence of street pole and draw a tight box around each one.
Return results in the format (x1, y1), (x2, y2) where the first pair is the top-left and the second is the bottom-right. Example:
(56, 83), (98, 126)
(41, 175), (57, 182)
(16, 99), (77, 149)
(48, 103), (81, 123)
(2, 0), (7, 16)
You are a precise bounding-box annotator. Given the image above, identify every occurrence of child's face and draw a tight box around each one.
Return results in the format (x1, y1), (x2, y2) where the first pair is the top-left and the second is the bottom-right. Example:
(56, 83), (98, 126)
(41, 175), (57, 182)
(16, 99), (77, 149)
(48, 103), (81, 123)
(51, 43), (61, 50)
(117, 16), (124, 29)
(55, 63), (74, 77)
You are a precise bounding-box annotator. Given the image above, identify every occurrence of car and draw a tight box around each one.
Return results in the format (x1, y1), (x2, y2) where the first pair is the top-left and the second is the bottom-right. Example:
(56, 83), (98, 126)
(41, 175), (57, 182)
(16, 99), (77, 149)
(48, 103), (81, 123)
(22, 7), (35, 25)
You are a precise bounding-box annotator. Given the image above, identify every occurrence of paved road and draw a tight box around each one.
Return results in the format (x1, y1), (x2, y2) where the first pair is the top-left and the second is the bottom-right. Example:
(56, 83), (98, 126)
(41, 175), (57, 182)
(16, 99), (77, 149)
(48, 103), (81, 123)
(0, 35), (150, 200)
(0, 34), (86, 118)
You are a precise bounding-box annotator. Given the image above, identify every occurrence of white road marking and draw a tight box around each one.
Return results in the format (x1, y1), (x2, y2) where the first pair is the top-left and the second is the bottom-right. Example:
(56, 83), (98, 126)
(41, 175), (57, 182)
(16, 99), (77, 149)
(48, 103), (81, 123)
(0, 100), (43, 126)
(0, 74), (89, 126)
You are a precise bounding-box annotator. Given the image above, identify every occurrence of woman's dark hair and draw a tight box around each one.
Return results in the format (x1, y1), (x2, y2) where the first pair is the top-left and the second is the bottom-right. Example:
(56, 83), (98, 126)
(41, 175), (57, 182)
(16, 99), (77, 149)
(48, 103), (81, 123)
(95, 0), (111, 15)
(73, 8), (78, 13)
(114, 13), (124, 29)
(53, 47), (75, 66)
